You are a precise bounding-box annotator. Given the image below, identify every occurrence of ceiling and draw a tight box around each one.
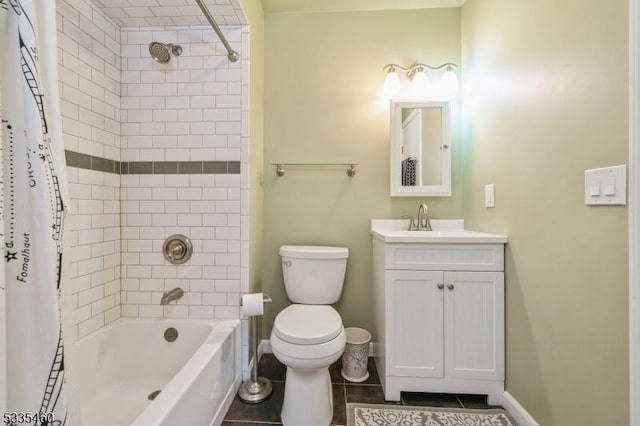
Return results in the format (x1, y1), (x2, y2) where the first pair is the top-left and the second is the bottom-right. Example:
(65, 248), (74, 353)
(259, 0), (466, 13)
(92, 0), (464, 28)
(91, 0), (247, 27)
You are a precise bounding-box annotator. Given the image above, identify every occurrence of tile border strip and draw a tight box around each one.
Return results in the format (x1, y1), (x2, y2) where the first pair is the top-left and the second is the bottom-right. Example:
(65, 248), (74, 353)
(65, 150), (240, 175)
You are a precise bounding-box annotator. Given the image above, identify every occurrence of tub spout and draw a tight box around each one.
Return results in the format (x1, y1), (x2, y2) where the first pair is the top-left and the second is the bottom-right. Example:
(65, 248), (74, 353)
(161, 288), (184, 305)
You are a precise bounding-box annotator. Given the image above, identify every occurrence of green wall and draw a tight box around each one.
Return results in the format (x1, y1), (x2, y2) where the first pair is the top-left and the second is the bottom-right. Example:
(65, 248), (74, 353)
(461, 1), (629, 424)
(260, 4), (630, 423)
(262, 9), (462, 336)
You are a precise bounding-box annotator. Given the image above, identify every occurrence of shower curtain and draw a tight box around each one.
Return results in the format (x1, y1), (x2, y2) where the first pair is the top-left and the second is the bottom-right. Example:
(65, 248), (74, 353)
(1, 1), (70, 424)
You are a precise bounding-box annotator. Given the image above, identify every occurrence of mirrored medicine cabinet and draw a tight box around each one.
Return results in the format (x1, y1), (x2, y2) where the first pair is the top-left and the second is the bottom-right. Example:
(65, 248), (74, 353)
(390, 101), (451, 196)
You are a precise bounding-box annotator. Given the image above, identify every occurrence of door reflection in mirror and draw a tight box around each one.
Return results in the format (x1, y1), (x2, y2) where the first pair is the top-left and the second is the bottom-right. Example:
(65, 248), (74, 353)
(390, 101), (451, 197)
(401, 107), (442, 186)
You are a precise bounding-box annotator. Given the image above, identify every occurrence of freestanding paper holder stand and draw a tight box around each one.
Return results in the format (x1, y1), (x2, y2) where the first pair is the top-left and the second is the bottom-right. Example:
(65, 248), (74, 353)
(238, 293), (273, 403)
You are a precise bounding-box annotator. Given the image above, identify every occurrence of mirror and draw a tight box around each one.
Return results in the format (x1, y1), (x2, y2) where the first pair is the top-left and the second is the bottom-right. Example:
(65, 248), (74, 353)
(390, 101), (451, 196)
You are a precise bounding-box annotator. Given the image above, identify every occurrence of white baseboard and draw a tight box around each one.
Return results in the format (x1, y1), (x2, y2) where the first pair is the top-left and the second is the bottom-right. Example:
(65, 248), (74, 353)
(260, 339), (272, 355)
(244, 340), (272, 381)
(502, 391), (539, 426)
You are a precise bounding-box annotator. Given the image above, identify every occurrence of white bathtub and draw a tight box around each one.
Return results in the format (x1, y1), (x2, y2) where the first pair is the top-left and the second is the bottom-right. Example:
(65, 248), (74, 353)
(74, 318), (241, 426)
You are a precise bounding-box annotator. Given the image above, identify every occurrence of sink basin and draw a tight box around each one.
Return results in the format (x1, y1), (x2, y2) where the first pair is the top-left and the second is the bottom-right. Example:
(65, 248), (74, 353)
(370, 219), (508, 244)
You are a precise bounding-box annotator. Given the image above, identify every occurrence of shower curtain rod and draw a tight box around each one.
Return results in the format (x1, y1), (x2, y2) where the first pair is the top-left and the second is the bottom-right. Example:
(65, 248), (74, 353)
(194, 0), (240, 62)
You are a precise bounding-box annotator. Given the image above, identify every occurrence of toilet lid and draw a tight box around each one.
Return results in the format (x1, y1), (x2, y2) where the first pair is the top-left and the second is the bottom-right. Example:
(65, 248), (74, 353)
(274, 305), (343, 345)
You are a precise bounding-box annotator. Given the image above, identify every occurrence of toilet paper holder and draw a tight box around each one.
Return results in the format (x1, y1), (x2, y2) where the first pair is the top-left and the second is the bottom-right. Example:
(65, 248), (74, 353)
(240, 293), (272, 305)
(238, 293), (273, 404)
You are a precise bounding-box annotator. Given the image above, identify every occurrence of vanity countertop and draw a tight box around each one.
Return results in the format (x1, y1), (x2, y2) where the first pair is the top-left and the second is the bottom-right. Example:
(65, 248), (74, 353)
(371, 219), (508, 244)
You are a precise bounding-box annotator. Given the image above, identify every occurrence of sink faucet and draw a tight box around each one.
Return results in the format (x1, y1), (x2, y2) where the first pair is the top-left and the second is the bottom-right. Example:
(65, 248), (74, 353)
(161, 288), (184, 305)
(416, 203), (432, 231)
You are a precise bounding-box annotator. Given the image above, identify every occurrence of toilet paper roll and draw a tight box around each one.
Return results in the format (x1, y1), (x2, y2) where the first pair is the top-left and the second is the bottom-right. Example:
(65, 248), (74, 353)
(241, 293), (264, 317)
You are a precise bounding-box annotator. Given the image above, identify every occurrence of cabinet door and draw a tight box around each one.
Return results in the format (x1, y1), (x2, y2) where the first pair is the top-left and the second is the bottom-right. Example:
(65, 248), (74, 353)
(386, 270), (444, 378)
(444, 271), (504, 381)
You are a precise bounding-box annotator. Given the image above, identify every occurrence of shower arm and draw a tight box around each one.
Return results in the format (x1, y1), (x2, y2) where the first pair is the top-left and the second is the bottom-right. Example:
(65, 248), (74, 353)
(194, 0), (240, 62)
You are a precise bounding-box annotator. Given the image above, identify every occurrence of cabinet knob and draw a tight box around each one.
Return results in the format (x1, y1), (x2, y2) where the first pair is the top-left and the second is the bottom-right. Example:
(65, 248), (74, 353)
(437, 283), (444, 290)
(447, 284), (454, 290)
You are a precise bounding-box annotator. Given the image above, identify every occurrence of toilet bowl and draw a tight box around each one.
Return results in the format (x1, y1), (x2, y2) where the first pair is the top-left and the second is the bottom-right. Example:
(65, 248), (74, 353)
(271, 305), (346, 426)
(271, 305), (346, 425)
(271, 245), (349, 426)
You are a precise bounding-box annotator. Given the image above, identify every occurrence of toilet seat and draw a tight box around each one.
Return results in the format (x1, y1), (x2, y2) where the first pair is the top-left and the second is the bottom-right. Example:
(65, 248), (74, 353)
(274, 305), (342, 345)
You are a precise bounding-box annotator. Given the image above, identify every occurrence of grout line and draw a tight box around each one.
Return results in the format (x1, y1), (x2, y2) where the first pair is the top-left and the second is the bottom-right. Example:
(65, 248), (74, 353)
(343, 382), (380, 387)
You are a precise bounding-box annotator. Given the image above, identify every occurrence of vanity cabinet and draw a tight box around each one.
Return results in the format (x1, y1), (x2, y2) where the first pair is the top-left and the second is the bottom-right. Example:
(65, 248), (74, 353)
(371, 230), (506, 405)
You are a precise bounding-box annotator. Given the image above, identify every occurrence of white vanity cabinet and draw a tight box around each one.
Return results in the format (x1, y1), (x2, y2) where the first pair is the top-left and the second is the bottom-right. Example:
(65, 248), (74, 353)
(371, 220), (507, 405)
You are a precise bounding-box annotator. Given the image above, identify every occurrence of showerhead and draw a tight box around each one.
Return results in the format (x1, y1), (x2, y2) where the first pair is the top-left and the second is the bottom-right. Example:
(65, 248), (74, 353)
(148, 42), (183, 64)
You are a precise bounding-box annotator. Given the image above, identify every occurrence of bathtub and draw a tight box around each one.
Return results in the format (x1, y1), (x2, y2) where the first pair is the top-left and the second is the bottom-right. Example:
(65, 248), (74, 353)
(74, 318), (241, 426)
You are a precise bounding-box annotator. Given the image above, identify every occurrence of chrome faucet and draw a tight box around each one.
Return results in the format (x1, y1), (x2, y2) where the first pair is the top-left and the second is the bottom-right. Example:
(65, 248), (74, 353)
(410, 203), (432, 231)
(161, 288), (184, 305)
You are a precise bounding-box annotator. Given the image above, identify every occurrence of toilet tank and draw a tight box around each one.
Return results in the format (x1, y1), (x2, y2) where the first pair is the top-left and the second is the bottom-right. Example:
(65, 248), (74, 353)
(280, 245), (348, 304)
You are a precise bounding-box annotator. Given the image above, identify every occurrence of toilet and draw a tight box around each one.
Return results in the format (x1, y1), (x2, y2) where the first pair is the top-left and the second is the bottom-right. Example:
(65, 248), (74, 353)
(271, 245), (349, 426)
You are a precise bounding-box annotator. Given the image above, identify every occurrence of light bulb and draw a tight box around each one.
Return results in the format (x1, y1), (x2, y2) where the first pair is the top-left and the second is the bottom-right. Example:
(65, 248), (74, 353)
(411, 69), (429, 98)
(383, 69), (400, 98)
(441, 67), (458, 98)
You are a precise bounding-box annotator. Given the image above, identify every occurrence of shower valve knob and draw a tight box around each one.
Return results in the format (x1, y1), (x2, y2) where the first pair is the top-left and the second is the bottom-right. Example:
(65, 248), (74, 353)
(163, 234), (193, 264)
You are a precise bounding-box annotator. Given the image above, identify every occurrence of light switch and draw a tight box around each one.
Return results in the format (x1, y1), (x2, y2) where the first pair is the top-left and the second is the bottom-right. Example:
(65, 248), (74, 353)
(603, 176), (616, 196)
(589, 178), (601, 197)
(485, 184), (495, 208)
(585, 165), (627, 205)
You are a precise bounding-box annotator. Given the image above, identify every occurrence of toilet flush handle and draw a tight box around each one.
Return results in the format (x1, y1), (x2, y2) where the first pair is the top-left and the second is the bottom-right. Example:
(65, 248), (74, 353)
(282, 260), (292, 267)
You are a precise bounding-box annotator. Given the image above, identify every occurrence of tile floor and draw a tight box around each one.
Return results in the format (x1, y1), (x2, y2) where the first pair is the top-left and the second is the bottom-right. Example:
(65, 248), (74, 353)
(222, 354), (500, 425)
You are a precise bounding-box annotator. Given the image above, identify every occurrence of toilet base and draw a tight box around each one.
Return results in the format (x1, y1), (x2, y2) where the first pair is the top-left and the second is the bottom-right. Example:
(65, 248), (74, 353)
(281, 366), (333, 426)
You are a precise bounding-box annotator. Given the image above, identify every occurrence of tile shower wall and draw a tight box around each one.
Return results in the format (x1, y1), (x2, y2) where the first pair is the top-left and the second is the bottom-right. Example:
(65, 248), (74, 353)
(57, 0), (123, 340)
(56, 0), (250, 374)
(118, 25), (250, 369)
(58, 0), (121, 161)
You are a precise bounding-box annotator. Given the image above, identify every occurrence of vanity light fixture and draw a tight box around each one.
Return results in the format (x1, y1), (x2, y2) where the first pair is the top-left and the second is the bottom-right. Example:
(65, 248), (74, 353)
(441, 65), (459, 98)
(383, 65), (401, 98)
(382, 62), (458, 98)
(410, 66), (429, 98)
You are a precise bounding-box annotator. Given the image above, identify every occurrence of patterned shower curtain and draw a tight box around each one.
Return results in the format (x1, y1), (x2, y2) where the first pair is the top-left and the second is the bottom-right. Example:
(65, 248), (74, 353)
(0, 1), (70, 424)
